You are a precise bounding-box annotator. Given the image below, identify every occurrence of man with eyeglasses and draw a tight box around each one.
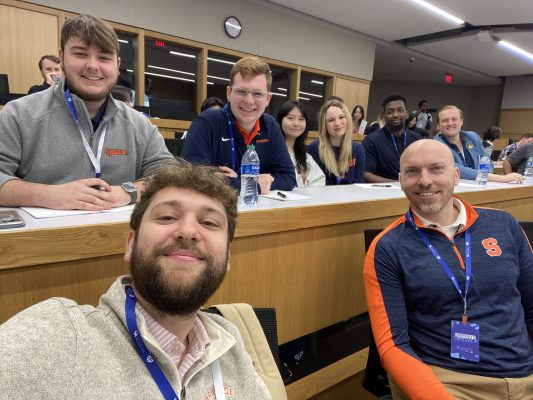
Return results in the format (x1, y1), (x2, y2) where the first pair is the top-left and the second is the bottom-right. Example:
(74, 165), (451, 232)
(182, 56), (296, 194)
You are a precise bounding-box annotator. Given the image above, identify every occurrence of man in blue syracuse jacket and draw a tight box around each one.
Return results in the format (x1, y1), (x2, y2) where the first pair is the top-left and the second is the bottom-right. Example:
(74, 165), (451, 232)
(182, 56), (296, 194)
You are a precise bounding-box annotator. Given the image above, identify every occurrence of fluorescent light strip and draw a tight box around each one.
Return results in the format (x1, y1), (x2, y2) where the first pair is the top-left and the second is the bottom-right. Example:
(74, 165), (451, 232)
(207, 75), (230, 82)
(498, 40), (533, 62)
(208, 57), (236, 65)
(299, 96), (310, 101)
(271, 92), (287, 97)
(148, 64), (195, 76)
(409, 0), (464, 25)
(299, 91), (323, 99)
(126, 69), (134, 73)
(311, 80), (324, 85)
(118, 39), (129, 44)
(169, 51), (196, 59)
(278, 87), (287, 92)
(144, 71), (195, 83)
(207, 82), (214, 85)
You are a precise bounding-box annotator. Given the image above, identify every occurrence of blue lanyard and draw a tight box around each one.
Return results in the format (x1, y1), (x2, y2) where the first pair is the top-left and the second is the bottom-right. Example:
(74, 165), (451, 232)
(221, 104), (237, 172)
(406, 212), (472, 320)
(65, 89), (107, 178)
(389, 130), (407, 159)
(125, 286), (180, 400)
(125, 287), (226, 400)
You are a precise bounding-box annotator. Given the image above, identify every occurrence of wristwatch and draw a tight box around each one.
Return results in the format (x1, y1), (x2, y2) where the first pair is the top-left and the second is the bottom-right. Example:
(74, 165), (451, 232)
(121, 182), (137, 205)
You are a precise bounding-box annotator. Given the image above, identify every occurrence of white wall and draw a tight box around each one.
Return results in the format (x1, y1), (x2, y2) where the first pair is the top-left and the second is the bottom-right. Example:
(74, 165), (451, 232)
(501, 76), (533, 108)
(367, 80), (503, 134)
(27, 0), (375, 80)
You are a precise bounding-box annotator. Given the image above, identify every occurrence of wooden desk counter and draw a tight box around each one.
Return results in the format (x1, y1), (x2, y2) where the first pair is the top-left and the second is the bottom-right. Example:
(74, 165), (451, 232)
(1, 182), (532, 346)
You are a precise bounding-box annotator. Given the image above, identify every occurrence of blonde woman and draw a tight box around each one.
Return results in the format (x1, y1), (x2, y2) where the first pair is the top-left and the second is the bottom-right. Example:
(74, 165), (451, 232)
(308, 99), (365, 185)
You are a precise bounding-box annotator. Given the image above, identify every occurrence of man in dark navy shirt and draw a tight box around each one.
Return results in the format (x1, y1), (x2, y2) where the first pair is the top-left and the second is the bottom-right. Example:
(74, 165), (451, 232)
(362, 94), (421, 182)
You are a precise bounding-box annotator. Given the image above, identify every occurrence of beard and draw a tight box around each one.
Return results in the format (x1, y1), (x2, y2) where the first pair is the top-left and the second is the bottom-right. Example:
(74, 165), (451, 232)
(130, 237), (228, 316)
(386, 120), (405, 133)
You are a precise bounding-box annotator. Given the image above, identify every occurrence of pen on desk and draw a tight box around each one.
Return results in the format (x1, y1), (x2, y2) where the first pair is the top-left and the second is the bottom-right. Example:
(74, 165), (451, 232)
(371, 184), (393, 188)
(277, 191), (287, 199)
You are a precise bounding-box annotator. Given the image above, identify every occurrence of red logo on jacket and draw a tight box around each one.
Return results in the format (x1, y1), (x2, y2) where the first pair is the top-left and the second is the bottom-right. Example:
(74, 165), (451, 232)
(105, 148), (128, 157)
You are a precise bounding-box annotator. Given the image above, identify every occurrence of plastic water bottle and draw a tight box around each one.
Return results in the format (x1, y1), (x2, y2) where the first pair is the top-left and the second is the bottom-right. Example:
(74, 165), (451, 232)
(240, 145), (260, 205)
(524, 156), (533, 179)
(475, 152), (491, 186)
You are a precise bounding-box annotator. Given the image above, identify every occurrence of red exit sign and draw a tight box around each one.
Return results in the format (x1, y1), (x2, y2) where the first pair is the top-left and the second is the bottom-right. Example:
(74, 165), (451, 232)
(154, 40), (166, 47)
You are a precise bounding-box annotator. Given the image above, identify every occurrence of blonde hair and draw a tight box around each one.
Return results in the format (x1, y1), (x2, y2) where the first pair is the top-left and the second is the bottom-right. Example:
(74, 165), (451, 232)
(318, 99), (353, 178)
(230, 56), (272, 91)
(436, 105), (463, 124)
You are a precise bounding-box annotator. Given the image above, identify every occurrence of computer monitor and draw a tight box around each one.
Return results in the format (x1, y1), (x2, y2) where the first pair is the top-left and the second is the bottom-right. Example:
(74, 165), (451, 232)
(149, 97), (193, 120)
(0, 74), (9, 105)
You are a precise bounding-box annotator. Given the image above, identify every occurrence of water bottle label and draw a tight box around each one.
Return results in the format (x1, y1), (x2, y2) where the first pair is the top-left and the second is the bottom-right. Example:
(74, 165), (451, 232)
(241, 164), (260, 175)
(479, 164), (490, 172)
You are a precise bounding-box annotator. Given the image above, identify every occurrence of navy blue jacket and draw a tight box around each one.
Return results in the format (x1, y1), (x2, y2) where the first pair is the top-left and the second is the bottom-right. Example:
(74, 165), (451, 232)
(182, 107), (296, 191)
(307, 140), (365, 185)
(362, 127), (421, 180)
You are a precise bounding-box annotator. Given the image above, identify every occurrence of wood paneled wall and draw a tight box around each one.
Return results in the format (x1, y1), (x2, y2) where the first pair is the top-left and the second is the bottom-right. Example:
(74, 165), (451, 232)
(0, 2), (61, 94)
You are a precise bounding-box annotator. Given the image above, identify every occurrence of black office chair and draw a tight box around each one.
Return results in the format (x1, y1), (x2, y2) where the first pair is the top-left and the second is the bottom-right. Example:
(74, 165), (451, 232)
(519, 221), (533, 243)
(361, 229), (392, 398)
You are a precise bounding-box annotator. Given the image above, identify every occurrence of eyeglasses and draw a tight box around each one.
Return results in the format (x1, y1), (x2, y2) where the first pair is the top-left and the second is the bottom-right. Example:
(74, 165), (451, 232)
(231, 87), (268, 100)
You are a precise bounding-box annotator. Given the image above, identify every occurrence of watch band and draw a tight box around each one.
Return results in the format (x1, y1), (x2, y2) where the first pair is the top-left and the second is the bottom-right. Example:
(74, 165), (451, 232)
(121, 182), (137, 205)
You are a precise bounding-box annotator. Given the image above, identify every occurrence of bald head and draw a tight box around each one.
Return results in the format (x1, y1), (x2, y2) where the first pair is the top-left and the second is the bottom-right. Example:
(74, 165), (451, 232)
(400, 139), (455, 172)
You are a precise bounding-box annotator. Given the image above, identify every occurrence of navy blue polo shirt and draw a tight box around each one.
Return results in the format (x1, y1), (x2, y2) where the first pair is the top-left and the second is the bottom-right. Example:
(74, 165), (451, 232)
(362, 127), (422, 180)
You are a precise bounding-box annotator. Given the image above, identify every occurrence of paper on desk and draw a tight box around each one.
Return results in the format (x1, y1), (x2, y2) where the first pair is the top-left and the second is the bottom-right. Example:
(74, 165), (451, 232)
(457, 182), (486, 188)
(354, 183), (401, 190)
(260, 191), (311, 201)
(21, 204), (135, 219)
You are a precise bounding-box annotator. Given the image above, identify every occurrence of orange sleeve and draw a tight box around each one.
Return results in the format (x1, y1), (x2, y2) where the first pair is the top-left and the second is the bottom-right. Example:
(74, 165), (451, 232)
(363, 223), (453, 400)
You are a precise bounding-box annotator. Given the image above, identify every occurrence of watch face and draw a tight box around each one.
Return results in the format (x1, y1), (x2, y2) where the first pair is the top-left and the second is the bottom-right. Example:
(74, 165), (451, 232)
(122, 182), (136, 192)
(224, 16), (242, 38)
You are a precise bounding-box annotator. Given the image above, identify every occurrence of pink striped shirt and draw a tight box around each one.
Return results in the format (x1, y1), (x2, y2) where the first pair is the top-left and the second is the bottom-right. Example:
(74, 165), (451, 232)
(137, 304), (211, 381)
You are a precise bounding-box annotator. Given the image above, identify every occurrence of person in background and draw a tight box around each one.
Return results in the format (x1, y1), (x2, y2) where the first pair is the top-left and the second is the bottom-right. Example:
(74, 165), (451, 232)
(200, 97), (225, 112)
(0, 14), (172, 211)
(364, 139), (533, 400)
(307, 98), (365, 185)
(351, 105), (367, 135)
(503, 141), (533, 175)
(0, 163), (272, 400)
(362, 93), (421, 183)
(498, 133), (533, 160)
(111, 85), (133, 108)
(277, 100), (325, 187)
(365, 112), (385, 135)
(27, 55), (63, 94)
(415, 100), (432, 134)
(406, 111), (429, 138)
(433, 105), (523, 183)
(181, 56), (296, 194)
(481, 126), (502, 153)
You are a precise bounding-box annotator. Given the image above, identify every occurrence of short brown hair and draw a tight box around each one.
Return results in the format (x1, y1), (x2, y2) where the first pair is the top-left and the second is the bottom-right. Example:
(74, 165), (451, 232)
(229, 56), (272, 91)
(60, 14), (119, 54)
(436, 105), (463, 124)
(38, 55), (60, 71)
(130, 162), (238, 243)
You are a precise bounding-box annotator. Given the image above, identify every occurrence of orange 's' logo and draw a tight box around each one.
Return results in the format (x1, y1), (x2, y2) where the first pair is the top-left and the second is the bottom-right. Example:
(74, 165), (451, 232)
(481, 238), (502, 257)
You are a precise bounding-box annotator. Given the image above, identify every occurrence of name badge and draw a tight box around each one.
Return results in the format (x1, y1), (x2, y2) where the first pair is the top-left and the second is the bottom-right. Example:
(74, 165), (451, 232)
(450, 320), (480, 362)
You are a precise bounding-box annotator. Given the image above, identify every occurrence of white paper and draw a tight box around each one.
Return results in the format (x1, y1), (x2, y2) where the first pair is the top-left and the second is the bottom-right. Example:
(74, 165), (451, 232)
(353, 183), (401, 190)
(260, 191), (311, 201)
(359, 119), (367, 133)
(21, 204), (135, 219)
